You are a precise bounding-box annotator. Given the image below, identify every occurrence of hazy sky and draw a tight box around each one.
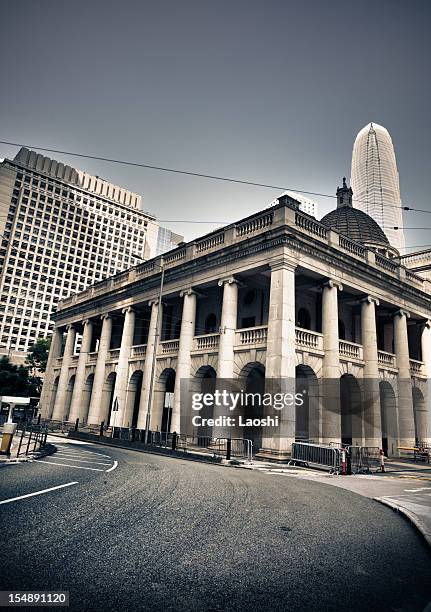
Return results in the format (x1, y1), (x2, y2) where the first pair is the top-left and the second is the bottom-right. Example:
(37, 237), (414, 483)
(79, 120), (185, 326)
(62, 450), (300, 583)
(1, 0), (430, 250)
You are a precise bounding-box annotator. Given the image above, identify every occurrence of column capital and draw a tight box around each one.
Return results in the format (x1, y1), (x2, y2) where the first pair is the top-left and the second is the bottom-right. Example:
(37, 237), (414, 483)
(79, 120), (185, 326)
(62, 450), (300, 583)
(100, 313), (112, 321)
(148, 298), (161, 307)
(360, 295), (380, 306)
(66, 323), (75, 331)
(394, 309), (410, 319)
(322, 279), (343, 292)
(424, 319), (431, 329)
(218, 276), (241, 287)
(179, 288), (199, 298)
(82, 318), (93, 327)
(269, 259), (297, 272)
(121, 306), (135, 315)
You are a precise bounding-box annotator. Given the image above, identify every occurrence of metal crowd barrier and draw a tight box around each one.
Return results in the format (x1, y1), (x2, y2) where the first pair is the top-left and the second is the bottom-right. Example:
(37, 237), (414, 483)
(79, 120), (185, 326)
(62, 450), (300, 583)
(213, 438), (253, 462)
(347, 446), (381, 474)
(289, 442), (341, 474)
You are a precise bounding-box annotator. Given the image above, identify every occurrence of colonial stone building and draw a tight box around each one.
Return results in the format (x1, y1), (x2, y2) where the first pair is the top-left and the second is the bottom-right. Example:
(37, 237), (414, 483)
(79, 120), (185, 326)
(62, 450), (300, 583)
(40, 180), (431, 457)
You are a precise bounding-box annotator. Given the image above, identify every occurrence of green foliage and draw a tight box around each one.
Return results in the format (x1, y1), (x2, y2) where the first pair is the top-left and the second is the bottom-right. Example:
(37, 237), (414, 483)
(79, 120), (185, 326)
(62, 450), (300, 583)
(26, 337), (50, 374)
(0, 356), (40, 397)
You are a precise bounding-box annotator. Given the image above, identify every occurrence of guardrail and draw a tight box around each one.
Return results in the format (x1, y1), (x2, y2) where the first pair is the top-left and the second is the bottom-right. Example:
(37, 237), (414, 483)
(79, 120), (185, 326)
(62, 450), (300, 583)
(16, 423), (48, 457)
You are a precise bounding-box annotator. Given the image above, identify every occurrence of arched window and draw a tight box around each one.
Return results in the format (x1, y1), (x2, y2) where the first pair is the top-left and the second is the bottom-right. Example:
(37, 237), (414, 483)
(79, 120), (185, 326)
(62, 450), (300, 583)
(205, 313), (217, 333)
(338, 319), (346, 340)
(297, 307), (311, 330)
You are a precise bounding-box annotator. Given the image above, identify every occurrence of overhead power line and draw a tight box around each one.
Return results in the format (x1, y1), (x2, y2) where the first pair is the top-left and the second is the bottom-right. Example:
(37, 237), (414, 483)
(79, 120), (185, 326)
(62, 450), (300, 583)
(0, 139), (429, 215)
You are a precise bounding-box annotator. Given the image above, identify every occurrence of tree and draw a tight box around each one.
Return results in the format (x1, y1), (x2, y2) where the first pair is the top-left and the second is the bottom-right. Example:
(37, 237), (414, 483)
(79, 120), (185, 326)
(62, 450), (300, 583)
(0, 356), (39, 397)
(26, 337), (50, 374)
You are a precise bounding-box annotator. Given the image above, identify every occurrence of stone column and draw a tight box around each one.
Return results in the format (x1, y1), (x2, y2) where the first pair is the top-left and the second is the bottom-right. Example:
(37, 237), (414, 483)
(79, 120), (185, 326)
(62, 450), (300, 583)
(137, 300), (163, 430)
(52, 324), (76, 421)
(110, 307), (135, 427)
(67, 319), (93, 423)
(420, 321), (431, 444)
(171, 289), (197, 433)
(87, 314), (112, 425)
(393, 309), (415, 446)
(361, 296), (382, 447)
(39, 328), (63, 419)
(217, 277), (239, 379)
(261, 260), (296, 455)
(321, 280), (343, 444)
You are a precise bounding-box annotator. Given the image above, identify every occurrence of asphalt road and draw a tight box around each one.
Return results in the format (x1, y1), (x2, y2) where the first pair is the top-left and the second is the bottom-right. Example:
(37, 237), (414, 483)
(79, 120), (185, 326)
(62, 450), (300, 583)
(0, 440), (430, 612)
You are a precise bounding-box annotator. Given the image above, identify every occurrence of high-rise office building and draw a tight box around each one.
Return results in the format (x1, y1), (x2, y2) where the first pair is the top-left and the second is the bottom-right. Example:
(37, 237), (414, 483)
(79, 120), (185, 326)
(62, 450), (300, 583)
(351, 122), (405, 250)
(0, 147), (180, 363)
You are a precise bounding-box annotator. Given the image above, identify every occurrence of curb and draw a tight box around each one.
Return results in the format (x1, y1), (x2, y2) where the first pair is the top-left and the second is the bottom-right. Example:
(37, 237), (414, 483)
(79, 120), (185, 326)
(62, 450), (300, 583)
(374, 497), (431, 548)
(66, 432), (227, 466)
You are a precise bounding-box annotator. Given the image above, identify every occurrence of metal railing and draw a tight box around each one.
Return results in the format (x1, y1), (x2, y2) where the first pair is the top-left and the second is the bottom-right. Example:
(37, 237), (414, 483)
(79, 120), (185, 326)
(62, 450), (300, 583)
(346, 446), (381, 474)
(289, 442), (341, 474)
(16, 423), (48, 457)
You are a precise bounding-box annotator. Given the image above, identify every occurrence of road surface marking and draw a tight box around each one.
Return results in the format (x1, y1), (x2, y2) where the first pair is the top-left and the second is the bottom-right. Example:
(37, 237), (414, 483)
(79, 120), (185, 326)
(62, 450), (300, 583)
(55, 448), (111, 458)
(106, 460), (118, 473)
(0, 482), (78, 505)
(36, 460), (105, 472)
(51, 457), (112, 466)
(404, 487), (431, 492)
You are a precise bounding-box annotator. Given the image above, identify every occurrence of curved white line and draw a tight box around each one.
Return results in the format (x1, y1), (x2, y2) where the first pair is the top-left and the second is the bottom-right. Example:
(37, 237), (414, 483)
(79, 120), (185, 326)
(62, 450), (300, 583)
(106, 460), (118, 473)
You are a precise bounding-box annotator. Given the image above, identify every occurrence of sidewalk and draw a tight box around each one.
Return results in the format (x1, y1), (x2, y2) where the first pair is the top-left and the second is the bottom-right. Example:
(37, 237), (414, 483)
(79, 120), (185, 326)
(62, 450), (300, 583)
(0, 431), (55, 463)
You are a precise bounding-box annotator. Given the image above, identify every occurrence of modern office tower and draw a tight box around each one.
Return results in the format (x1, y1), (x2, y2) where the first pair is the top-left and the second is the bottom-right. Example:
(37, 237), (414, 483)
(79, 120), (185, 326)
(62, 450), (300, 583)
(155, 226), (184, 255)
(0, 147), (178, 363)
(351, 122), (405, 250)
(270, 191), (318, 217)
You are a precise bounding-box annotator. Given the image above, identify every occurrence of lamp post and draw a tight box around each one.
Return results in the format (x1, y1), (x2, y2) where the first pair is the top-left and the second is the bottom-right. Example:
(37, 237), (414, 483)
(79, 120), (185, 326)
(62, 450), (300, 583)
(144, 258), (165, 444)
(131, 252), (165, 444)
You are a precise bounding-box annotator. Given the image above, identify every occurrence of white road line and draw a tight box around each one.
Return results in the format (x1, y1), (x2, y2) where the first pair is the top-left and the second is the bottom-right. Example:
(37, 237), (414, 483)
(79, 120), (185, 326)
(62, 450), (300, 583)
(0, 482), (78, 505)
(55, 452), (111, 460)
(106, 460), (118, 473)
(36, 460), (105, 472)
(50, 457), (112, 466)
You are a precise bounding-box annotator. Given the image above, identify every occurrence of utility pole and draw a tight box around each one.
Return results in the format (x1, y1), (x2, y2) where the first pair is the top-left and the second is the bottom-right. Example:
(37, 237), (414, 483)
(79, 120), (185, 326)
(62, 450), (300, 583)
(144, 257), (165, 444)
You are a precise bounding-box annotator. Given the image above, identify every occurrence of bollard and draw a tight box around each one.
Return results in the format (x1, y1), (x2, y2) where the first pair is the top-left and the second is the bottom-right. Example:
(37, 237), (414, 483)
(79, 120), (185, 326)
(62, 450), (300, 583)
(75, 418), (79, 432)
(380, 448), (385, 473)
(341, 447), (347, 475)
(172, 431), (177, 451)
(0, 422), (17, 456)
(100, 421), (104, 437)
(226, 438), (232, 461)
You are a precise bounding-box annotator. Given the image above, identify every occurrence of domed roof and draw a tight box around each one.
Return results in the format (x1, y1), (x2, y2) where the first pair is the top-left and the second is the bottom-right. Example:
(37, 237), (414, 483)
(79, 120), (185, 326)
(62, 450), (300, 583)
(320, 178), (390, 246)
(321, 206), (390, 245)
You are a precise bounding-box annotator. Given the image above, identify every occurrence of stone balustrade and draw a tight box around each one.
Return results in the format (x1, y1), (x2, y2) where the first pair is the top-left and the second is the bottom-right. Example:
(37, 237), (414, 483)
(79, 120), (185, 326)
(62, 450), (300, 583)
(339, 340), (364, 361)
(88, 351), (98, 363)
(295, 327), (324, 351)
(410, 359), (425, 376)
(108, 348), (121, 360)
(195, 233), (225, 253)
(55, 201), (425, 313)
(131, 344), (147, 357)
(235, 326), (268, 346)
(160, 339), (180, 354)
(378, 350), (397, 369)
(193, 333), (220, 351)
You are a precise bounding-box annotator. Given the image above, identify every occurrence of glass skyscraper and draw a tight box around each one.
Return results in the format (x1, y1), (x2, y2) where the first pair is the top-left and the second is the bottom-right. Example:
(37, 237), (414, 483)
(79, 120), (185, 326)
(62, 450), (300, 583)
(351, 122), (405, 250)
